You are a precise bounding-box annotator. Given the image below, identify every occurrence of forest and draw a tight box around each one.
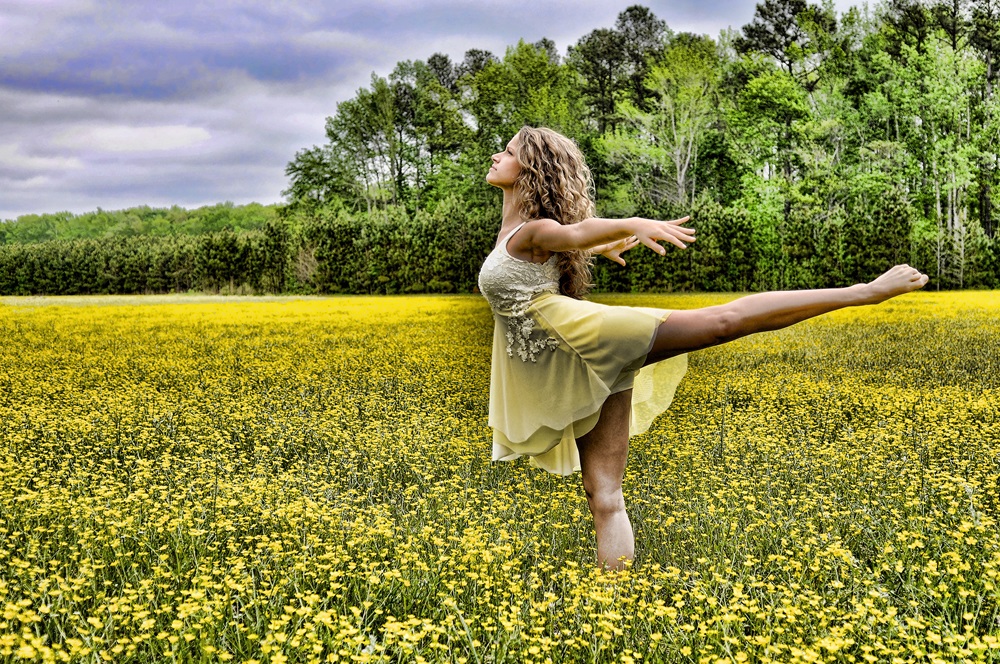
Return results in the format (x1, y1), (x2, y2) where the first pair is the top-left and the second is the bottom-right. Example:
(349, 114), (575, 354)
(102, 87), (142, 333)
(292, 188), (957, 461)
(2, 0), (999, 295)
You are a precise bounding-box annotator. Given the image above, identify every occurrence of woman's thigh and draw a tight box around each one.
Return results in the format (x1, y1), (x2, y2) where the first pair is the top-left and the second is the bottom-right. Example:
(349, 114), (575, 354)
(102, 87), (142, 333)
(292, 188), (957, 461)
(644, 307), (733, 366)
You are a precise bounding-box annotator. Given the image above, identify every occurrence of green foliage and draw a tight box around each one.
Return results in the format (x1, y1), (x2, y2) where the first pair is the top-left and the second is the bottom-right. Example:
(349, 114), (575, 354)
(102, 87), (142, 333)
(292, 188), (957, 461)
(686, 198), (756, 291)
(295, 198), (495, 295)
(598, 33), (721, 211)
(734, 0), (838, 90)
(0, 229), (287, 296)
(840, 178), (913, 283)
(277, 2), (998, 293)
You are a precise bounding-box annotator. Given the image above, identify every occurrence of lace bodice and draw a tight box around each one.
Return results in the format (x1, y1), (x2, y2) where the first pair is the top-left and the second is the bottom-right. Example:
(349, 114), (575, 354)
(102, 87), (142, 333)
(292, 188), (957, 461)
(478, 223), (561, 362)
(479, 223), (560, 312)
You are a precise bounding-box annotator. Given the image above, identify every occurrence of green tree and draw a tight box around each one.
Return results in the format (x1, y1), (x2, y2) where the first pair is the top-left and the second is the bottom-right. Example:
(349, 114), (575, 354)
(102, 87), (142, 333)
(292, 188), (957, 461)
(727, 64), (811, 223)
(600, 34), (721, 211)
(568, 28), (627, 133)
(615, 5), (671, 106)
(881, 0), (933, 56)
(735, 0), (838, 91)
(971, 0), (1000, 237)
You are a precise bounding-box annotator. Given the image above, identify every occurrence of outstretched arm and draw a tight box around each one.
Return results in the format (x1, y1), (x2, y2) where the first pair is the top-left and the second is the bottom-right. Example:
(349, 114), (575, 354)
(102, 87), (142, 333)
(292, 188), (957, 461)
(519, 216), (695, 256)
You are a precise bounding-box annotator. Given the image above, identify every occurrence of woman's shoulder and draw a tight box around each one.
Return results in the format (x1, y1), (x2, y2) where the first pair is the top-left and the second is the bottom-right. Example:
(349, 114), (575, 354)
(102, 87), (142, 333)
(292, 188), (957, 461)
(509, 219), (560, 262)
(517, 218), (561, 240)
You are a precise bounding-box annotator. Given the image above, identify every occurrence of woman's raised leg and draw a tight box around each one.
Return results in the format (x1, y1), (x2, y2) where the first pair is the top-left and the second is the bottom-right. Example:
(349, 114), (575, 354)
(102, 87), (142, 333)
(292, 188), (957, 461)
(576, 389), (634, 570)
(645, 264), (928, 364)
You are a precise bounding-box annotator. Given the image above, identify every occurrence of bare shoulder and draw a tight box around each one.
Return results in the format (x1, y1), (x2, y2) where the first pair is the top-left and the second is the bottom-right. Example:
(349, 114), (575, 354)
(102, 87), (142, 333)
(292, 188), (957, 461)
(518, 218), (563, 246)
(509, 218), (560, 261)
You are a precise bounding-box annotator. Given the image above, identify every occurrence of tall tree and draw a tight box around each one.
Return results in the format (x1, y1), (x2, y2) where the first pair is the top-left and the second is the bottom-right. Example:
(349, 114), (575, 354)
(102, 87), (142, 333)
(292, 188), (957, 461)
(600, 34), (720, 209)
(568, 28), (627, 133)
(287, 72), (413, 212)
(615, 5), (671, 106)
(727, 61), (811, 229)
(881, 0), (933, 56)
(283, 145), (341, 211)
(568, 6), (671, 131)
(457, 49), (498, 78)
(736, 0), (838, 91)
(971, 0), (1000, 97)
(970, 0), (1000, 236)
(931, 0), (972, 53)
(533, 37), (561, 64)
(460, 39), (583, 144)
(427, 53), (458, 92)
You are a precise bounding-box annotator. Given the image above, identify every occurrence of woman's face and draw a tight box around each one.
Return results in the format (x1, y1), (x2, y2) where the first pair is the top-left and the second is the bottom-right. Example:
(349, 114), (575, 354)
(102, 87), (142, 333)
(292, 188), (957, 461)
(486, 135), (521, 189)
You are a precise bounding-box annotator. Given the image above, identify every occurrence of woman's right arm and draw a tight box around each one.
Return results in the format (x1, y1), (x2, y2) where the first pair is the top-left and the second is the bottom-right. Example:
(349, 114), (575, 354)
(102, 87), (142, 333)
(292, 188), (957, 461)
(591, 236), (642, 266)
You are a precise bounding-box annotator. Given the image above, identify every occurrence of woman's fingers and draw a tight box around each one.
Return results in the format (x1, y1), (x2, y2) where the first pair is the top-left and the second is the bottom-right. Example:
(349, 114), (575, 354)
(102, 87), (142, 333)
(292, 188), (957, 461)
(665, 216), (695, 236)
(658, 226), (695, 249)
(634, 216), (696, 255)
(636, 238), (662, 254)
(661, 220), (695, 246)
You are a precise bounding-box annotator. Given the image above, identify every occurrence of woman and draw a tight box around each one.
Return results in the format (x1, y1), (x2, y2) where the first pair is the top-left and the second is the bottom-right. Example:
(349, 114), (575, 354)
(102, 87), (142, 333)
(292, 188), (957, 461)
(478, 126), (928, 570)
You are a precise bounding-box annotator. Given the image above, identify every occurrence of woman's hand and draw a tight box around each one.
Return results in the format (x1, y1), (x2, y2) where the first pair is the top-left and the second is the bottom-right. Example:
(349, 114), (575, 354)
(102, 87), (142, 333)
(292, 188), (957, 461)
(593, 236), (641, 266)
(632, 216), (695, 255)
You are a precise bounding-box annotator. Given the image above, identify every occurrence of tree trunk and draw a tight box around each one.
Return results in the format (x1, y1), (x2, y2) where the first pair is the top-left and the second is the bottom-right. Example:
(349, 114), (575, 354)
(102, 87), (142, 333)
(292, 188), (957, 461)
(979, 162), (994, 237)
(934, 155), (942, 228)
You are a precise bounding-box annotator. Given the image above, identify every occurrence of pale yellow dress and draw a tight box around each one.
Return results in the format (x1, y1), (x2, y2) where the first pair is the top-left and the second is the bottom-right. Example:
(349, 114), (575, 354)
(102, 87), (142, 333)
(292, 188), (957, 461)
(477, 222), (688, 476)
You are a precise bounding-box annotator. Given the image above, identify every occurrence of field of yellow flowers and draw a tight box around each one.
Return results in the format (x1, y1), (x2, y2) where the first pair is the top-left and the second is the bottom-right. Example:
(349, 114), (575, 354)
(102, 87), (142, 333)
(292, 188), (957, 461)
(1, 291), (998, 663)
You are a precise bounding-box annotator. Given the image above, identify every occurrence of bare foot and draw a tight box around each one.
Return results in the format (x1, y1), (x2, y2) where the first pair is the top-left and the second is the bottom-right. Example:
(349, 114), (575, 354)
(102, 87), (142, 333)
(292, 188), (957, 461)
(863, 264), (929, 304)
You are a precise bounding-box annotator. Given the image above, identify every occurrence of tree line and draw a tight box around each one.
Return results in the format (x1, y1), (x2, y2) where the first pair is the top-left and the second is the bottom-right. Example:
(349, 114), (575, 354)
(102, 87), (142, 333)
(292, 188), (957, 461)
(0, 224), (288, 296)
(2, 192), (995, 295)
(2, 1), (999, 295)
(0, 203), (280, 244)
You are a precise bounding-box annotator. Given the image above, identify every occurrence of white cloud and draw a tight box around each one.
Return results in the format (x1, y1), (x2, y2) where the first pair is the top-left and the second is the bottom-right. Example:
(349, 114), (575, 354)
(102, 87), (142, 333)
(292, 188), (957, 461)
(295, 29), (381, 53)
(54, 125), (212, 153)
(0, 144), (83, 171)
(1, 175), (52, 190)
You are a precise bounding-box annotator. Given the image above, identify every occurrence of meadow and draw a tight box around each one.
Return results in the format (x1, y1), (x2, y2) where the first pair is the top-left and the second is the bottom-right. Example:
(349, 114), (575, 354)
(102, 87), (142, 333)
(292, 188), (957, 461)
(0, 291), (998, 663)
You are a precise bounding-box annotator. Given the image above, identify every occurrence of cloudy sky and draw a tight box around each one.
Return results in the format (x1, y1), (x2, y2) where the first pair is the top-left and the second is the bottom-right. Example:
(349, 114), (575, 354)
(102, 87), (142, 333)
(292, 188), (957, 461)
(0, 0), (862, 221)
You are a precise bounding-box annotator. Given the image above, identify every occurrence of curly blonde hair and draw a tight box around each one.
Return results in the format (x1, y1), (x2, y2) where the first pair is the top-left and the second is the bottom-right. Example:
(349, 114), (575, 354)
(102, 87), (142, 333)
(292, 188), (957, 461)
(513, 126), (595, 299)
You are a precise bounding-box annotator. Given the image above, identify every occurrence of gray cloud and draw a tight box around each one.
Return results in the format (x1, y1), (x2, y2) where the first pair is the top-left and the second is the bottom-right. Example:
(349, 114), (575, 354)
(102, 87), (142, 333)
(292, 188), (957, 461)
(0, 0), (860, 221)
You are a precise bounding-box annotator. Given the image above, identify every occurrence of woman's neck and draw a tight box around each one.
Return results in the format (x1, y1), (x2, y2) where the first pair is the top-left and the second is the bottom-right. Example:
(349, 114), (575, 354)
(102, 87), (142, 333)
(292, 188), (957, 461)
(501, 189), (524, 227)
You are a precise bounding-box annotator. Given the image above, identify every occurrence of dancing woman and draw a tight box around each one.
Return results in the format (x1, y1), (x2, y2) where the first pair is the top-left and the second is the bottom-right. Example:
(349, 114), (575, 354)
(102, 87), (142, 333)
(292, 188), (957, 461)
(477, 126), (928, 570)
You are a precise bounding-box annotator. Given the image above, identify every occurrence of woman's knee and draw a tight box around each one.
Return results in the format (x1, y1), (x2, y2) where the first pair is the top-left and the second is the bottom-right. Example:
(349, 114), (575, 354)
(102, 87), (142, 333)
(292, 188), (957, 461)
(706, 307), (742, 345)
(583, 483), (626, 518)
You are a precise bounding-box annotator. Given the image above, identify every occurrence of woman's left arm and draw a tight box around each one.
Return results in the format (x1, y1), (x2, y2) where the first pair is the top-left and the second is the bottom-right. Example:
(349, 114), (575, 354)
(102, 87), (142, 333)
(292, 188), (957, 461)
(524, 215), (695, 255)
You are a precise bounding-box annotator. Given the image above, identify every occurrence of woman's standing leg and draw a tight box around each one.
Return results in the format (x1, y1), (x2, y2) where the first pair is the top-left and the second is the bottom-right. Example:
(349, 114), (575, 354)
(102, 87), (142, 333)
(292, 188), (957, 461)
(576, 389), (634, 571)
(645, 265), (928, 363)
